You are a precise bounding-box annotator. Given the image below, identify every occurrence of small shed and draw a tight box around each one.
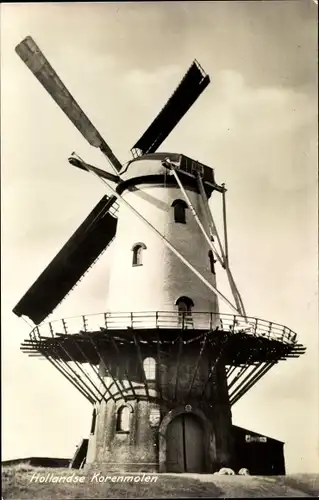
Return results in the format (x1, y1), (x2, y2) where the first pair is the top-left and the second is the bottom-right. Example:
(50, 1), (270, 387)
(232, 425), (285, 475)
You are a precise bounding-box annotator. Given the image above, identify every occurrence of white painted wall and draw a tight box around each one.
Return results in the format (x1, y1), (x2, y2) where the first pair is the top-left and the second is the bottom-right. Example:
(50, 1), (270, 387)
(106, 164), (219, 316)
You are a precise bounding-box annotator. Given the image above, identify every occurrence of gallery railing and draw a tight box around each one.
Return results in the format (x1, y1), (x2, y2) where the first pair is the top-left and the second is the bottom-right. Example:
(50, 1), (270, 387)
(33, 311), (297, 345)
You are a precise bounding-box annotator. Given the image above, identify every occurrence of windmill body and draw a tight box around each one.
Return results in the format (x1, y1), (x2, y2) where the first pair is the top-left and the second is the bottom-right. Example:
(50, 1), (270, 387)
(14, 37), (305, 474)
(106, 153), (219, 314)
(84, 152), (231, 472)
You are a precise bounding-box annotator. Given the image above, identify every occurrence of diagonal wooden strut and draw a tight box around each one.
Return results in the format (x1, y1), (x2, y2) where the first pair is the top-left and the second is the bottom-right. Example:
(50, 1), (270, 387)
(200, 332), (229, 399)
(132, 331), (150, 399)
(155, 330), (164, 401)
(76, 333), (117, 402)
(186, 331), (209, 399)
(230, 361), (277, 405)
(55, 332), (107, 403)
(171, 168), (225, 267)
(29, 329), (95, 403)
(108, 334), (137, 400)
(171, 168), (243, 315)
(33, 332), (97, 402)
(174, 336), (184, 401)
(196, 173), (247, 317)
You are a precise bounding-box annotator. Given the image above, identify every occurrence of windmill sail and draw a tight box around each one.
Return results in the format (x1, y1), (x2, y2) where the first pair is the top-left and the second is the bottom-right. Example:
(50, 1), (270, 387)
(13, 196), (118, 325)
(15, 36), (122, 173)
(131, 60), (210, 155)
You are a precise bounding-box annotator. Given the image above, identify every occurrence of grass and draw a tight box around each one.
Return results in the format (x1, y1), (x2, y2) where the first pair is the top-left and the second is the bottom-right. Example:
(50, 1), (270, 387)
(2, 463), (319, 499)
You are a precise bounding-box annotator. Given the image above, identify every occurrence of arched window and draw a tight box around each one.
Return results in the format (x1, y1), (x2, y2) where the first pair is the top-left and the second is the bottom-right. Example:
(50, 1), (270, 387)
(176, 296), (194, 313)
(143, 357), (156, 381)
(172, 199), (188, 224)
(132, 242), (147, 266)
(90, 408), (97, 435)
(208, 250), (216, 274)
(116, 405), (131, 432)
(176, 296), (194, 326)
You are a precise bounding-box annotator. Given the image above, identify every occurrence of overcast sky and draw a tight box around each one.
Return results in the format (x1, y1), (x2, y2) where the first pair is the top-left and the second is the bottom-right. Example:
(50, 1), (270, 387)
(1, 1), (318, 473)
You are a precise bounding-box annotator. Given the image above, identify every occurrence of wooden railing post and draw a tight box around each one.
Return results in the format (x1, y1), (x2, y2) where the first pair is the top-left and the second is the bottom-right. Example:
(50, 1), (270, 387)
(268, 321), (272, 339)
(82, 315), (87, 332)
(36, 326), (41, 341)
(62, 319), (68, 334)
(49, 322), (54, 338)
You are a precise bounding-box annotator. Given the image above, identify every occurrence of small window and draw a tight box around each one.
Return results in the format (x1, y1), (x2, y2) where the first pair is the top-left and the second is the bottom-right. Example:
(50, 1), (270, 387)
(90, 408), (97, 435)
(143, 357), (156, 381)
(149, 408), (161, 427)
(116, 406), (131, 433)
(208, 250), (216, 274)
(176, 296), (194, 327)
(132, 242), (147, 266)
(172, 199), (188, 224)
(176, 296), (194, 313)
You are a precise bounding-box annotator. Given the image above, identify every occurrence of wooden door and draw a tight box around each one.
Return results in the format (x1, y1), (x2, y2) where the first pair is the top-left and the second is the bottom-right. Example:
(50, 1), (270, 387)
(184, 413), (205, 472)
(166, 413), (204, 473)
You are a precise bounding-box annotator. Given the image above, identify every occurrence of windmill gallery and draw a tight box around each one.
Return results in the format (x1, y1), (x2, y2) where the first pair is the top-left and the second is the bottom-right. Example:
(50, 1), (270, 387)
(13, 36), (305, 476)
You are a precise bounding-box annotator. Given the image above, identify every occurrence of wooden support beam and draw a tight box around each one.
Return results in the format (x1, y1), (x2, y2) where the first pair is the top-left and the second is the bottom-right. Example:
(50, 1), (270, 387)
(52, 335), (103, 402)
(226, 365), (237, 378)
(174, 336), (184, 401)
(72, 336), (114, 403)
(230, 362), (277, 405)
(197, 174), (247, 317)
(97, 344), (127, 402)
(43, 344), (96, 403)
(155, 330), (164, 401)
(172, 168), (224, 268)
(227, 364), (252, 391)
(101, 331), (131, 400)
(34, 326), (41, 341)
(197, 174), (223, 249)
(186, 332), (208, 399)
(53, 356), (96, 403)
(229, 362), (267, 402)
(132, 331), (150, 399)
(227, 338), (264, 389)
(221, 184), (229, 267)
(68, 156), (121, 183)
(108, 334), (137, 400)
(200, 333), (229, 399)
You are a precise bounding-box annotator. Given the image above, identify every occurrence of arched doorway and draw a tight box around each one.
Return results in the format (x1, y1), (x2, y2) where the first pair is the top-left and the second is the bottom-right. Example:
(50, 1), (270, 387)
(166, 413), (205, 473)
(175, 296), (194, 328)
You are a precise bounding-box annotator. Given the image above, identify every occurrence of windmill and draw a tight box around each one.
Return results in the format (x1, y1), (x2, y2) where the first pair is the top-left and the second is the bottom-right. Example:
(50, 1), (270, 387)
(14, 36), (305, 473)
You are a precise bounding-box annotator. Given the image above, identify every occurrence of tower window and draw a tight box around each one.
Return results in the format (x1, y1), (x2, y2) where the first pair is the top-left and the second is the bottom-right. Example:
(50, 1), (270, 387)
(90, 408), (97, 435)
(143, 357), (156, 381)
(116, 405), (131, 433)
(176, 296), (194, 313)
(132, 242), (147, 266)
(172, 199), (188, 224)
(208, 250), (216, 274)
(176, 296), (194, 326)
(149, 407), (161, 427)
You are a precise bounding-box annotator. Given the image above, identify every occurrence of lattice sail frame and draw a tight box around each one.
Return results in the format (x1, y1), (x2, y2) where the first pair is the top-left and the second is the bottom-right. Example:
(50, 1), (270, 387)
(21, 311), (305, 407)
